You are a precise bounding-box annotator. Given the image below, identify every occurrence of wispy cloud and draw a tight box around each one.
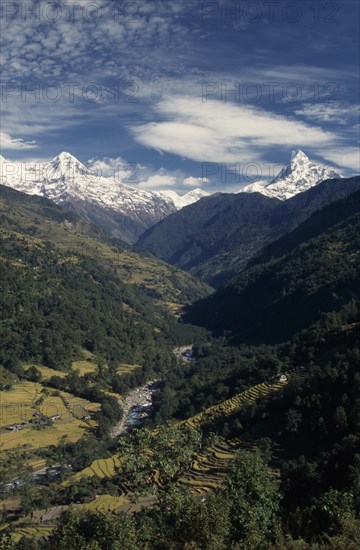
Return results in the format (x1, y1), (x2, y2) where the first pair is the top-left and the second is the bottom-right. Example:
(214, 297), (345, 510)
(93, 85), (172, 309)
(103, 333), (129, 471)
(85, 155), (202, 191)
(0, 131), (38, 150)
(318, 147), (360, 172)
(132, 95), (335, 163)
(0, 0), (358, 187)
(138, 172), (177, 189)
(183, 176), (208, 186)
(294, 102), (360, 124)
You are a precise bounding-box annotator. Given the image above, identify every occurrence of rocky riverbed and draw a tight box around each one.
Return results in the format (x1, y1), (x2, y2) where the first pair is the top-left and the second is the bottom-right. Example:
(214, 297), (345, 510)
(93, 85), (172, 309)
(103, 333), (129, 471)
(111, 380), (160, 438)
(173, 346), (195, 363)
(111, 347), (194, 438)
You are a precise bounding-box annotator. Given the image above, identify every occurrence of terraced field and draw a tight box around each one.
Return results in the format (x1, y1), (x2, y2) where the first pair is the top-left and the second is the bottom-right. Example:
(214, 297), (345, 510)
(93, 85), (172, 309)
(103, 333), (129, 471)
(64, 454), (122, 484)
(178, 440), (239, 495)
(12, 496), (130, 537)
(183, 380), (286, 430)
(27, 456), (47, 471)
(0, 420), (90, 452)
(13, 525), (54, 543)
(81, 495), (128, 513)
(24, 350), (100, 381)
(0, 497), (21, 512)
(117, 364), (142, 377)
(0, 382), (100, 427)
(4, 377), (291, 547)
(64, 379), (288, 495)
(71, 360), (98, 377)
(58, 391), (101, 419)
(0, 381), (43, 428)
(177, 379), (289, 495)
(0, 381), (100, 452)
(29, 365), (67, 381)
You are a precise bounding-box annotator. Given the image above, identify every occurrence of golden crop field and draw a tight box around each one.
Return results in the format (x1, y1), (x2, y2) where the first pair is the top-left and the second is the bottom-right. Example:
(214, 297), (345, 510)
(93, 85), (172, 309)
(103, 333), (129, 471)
(10, 496), (129, 543)
(0, 497), (21, 512)
(34, 365), (67, 381)
(0, 419), (90, 452)
(65, 454), (122, 484)
(13, 525), (54, 543)
(0, 381), (100, 428)
(117, 364), (142, 376)
(0, 381), (43, 428)
(58, 390), (101, 419)
(71, 360), (98, 376)
(0, 380), (101, 452)
(27, 456), (47, 471)
(184, 381), (286, 430)
(81, 494), (128, 513)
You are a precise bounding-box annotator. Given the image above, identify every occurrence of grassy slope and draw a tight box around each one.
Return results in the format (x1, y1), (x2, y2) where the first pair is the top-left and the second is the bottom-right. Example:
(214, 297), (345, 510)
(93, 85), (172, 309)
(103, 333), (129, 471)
(0, 185), (211, 306)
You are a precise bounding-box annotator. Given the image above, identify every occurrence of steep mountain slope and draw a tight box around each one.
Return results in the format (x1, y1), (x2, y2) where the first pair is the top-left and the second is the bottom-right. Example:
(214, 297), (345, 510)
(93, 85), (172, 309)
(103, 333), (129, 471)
(242, 149), (342, 200)
(186, 189), (360, 343)
(0, 184), (211, 311)
(138, 176), (360, 286)
(0, 153), (207, 243)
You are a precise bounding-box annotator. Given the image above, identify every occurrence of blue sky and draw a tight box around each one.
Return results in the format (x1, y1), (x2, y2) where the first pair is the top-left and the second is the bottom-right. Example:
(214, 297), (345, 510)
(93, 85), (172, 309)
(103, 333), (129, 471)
(1, 0), (359, 192)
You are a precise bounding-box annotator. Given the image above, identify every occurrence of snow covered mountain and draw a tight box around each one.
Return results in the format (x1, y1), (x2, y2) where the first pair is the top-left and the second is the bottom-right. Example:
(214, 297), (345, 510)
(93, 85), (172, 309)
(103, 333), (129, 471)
(0, 152), (208, 243)
(242, 150), (342, 200)
(156, 188), (209, 208)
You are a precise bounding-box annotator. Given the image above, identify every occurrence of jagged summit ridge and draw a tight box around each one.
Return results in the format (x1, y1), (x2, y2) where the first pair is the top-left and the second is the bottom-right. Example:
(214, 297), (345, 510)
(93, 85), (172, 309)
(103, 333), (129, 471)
(243, 150), (342, 200)
(0, 152), (209, 242)
(156, 188), (209, 208)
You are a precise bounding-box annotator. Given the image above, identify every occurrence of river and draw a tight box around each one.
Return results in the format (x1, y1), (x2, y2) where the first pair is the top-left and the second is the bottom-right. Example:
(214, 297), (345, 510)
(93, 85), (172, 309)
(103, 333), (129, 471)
(111, 380), (160, 438)
(111, 346), (194, 438)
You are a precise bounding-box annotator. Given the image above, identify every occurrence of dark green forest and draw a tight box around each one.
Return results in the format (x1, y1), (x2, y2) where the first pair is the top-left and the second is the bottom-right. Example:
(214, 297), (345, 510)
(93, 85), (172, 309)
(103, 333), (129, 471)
(187, 189), (360, 343)
(1, 185), (360, 548)
(138, 176), (360, 286)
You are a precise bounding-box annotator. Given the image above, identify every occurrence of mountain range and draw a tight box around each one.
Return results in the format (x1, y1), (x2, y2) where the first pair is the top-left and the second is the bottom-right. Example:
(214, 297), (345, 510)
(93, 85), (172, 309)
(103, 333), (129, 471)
(1, 150), (360, 548)
(138, 174), (360, 287)
(186, 187), (360, 343)
(0, 149), (344, 246)
(242, 149), (342, 200)
(0, 152), (208, 243)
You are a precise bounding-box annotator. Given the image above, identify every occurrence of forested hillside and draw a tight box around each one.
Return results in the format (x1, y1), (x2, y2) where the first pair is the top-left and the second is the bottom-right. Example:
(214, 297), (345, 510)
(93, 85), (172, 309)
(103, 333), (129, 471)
(0, 184), (211, 307)
(138, 176), (360, 286)
(187, 189), (360, 343)
(1, 186), (360, 549)
(0, 185), (210, 533)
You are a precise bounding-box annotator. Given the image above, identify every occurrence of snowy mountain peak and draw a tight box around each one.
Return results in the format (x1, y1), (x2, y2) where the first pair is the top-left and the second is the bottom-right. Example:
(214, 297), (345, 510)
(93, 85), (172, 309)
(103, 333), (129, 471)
(58, 151), (79, 161)
(290, 149), (309, 163)
(48, 152), (91, 180)
(156, 187), (209, 208)
(184, 188), (208, 200)
(0, 151), (210, 243)
(242, 150), (342, 200)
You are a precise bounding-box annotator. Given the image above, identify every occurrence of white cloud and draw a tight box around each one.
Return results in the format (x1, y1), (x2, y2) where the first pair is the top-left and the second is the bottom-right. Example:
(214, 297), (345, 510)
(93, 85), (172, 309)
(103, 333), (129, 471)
(0, 132), (38, 150)
(132, 96), (335, 163)
(86, 156), (182, 190)
(294, 102), (360, 124)
(318, 147), (360, 172)
(138, 173), (177, 189)
(86, 156), (136, 180)
(183, 176), (208, 186)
